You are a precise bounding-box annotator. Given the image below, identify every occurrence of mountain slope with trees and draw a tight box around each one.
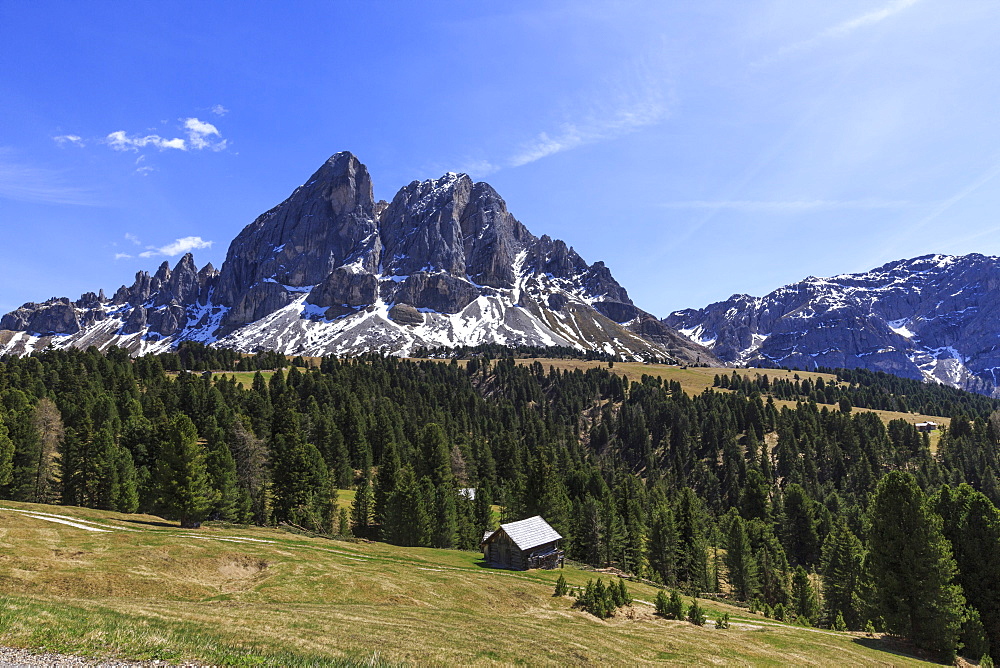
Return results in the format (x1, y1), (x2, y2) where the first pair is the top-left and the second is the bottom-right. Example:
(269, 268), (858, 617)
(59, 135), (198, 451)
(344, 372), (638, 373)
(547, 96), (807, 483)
(1, 345), (999, 658)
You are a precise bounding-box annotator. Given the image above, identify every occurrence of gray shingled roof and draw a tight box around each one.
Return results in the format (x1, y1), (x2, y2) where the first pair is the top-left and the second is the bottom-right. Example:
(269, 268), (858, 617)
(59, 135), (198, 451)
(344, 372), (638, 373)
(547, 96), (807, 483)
(497, 516), (562, 551)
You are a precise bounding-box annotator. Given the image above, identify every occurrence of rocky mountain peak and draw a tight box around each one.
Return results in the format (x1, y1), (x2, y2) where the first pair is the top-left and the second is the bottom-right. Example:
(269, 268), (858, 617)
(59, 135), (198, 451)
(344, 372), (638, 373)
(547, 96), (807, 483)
(0, 152), (715, 366)
(213, 151), (380, 330)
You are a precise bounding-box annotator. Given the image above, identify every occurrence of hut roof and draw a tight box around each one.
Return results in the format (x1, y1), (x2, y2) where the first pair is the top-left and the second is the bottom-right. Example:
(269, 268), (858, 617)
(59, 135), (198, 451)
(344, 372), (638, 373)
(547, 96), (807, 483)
(495, 516), (562, 551)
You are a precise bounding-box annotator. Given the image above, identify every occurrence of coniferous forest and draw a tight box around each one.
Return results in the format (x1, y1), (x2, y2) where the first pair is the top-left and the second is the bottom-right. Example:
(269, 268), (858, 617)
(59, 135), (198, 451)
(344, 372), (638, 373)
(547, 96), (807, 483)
(3, 343), (1000, 660)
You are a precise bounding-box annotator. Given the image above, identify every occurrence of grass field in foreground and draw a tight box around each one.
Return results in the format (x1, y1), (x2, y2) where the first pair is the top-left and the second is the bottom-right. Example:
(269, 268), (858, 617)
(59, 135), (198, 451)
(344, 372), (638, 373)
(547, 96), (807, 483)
(0, 501), (939, 666)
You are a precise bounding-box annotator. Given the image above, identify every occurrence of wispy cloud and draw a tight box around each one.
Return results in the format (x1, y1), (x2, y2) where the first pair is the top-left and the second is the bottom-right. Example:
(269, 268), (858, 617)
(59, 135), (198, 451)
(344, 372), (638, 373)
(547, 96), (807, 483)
(210, 104), (228, 116)
(125, 233), (142, 245)
(509, 95), (666, 167)
(659, 199), (912, 212)
(445, 59), (670, 176)
(53, 135), (84, 147)
(758, 0), (920, 65)
(883, 160), (1000, 244)
(114, 253), (132, 260)
(0, 152), (98, 206)
(138, 236), (213, 258)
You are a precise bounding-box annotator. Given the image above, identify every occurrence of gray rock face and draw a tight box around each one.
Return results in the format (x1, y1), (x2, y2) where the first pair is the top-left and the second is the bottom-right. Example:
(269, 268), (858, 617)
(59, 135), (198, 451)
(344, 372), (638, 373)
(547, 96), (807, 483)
(122, 306), (147, 335)
(381, 173), (472, 277)
(667, 254), (1000, 393)
(389, 273), (480, 314)
(307, 267), (378, 308)
(1, 299), (81, 336)
(0, 151), (715, 366)
(214, 152), (380, 330)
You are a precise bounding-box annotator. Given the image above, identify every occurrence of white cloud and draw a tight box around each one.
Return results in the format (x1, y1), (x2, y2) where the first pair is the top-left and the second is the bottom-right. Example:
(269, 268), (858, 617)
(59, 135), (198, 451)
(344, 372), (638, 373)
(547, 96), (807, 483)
(114, 253), (133, 260)
(211, 104), (229, 116)
(761, 0), (920, 64)
(106, 130), (187, 152)
(183, 117), (227, 151)
(53, 135), (84, 147)
(102, 116), (227, 153)
(138, 236), (214, 258)
(125, 233), (142, 245)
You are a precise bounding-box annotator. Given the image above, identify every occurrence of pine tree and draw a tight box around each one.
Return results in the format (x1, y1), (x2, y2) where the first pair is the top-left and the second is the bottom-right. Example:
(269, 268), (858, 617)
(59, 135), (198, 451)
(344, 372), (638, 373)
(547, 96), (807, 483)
(821, 520), (865, 630)
(204, 424), (240, 521)
(374, 440), (399, 528)
(351, 466), (374, 536)
(932, 484), (1000, 654)
(667, 590), (685, 619)
(783, 484), (820, 566)
(554, 574), (568, 597)
(791, 566), (819, 626)
(868, 471), (965, 657)
(155, 415), (215, 528)
(654, 590), (670, 616)
(648, 503), (679, 586)
(687, 598), (706, 626)
(725, 514), (758, 601)
(0, 414), (13, 492)
(227, 417), (269, 525)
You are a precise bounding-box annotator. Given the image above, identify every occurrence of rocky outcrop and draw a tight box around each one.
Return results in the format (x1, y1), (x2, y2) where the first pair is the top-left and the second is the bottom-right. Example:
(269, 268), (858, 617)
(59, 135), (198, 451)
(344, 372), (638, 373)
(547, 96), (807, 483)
(388, 303), (423, 326)
(307, 268), (378, 309)
(389, 273), (480, 314)
(0, 299), (81, 336)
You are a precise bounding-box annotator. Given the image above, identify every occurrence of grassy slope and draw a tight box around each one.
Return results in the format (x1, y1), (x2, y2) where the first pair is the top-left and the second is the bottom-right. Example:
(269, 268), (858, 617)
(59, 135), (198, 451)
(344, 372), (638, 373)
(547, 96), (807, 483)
(216, 362), (949, 429)
(0, 501), (937, 666)
(220, 360), (948, 453)
(514, 359), (950, 449)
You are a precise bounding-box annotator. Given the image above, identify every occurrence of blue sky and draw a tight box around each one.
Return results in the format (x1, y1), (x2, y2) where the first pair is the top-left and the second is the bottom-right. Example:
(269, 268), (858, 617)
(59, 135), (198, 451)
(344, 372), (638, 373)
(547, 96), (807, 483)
(2, 1), (999, 318)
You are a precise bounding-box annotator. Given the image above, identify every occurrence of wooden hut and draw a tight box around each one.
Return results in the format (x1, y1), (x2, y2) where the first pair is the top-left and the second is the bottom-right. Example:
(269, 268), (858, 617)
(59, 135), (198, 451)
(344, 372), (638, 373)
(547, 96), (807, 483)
(481, 516), (564, 570)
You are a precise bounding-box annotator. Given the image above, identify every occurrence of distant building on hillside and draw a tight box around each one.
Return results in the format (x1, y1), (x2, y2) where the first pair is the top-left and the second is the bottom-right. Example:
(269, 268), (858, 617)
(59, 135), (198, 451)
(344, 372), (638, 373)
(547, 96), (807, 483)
(481, 516), (564, 570)
(915, 421), (940, 432)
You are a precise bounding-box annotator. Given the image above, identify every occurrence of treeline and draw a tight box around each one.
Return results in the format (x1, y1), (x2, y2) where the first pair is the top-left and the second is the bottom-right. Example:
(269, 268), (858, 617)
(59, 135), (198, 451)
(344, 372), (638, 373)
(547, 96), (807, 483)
(410, 343), (622, 362)
(1, 347), (1000, 659)
(159, 342), (291, 373)
(714, 367), (1000, 420)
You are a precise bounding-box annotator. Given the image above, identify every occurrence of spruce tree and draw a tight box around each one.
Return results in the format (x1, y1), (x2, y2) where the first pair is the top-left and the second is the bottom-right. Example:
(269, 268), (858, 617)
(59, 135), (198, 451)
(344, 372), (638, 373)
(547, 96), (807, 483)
(783, 484), (820, 566)
(654, 590), (670, 616)
(725, 514), (758, 601)
(687, 598), (706, 626)
(868, 471), (965, 657)
(0, 414), (13, 492)
(204, 424), (240, 521)
(821, 520), (865, 630)
(932, 484), (1000, 654)
(155, 414), (215, 528)
(351, 466), (374, 536)
(648, 503), (679, 586)
(791, 566), (819, 626)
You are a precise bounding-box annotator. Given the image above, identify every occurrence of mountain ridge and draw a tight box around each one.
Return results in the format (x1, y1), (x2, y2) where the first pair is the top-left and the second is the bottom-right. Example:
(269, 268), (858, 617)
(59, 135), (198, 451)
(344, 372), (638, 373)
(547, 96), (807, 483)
(0, 152), (713, 365)
(666, 252), (1000, 394)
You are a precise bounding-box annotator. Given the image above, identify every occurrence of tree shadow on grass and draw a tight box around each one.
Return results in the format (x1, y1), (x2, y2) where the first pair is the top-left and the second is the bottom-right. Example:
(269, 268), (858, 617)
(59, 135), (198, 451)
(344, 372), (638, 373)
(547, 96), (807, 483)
(852, 636), (947, 665)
